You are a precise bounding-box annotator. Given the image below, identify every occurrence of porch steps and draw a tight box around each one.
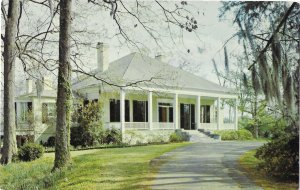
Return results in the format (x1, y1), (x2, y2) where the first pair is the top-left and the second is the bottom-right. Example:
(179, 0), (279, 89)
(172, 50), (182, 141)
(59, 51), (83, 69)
(185, 130), (220, 143)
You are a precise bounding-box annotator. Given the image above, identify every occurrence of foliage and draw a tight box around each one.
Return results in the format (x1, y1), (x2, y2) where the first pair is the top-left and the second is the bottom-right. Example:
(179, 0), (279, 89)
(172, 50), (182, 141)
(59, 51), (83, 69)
(214, 129), (253, 140)
(239, 109), (288, 139)
(45, 136), (56, 147)
(239, 150), (298, 189)
(71, 101), (105, 147)
(236, 129), (253, 140)
(104, 128), (122, 144)
(215, 130), (238, 140)
(0, 143), (189, 189)
(169, 131), (189, 142)
(255, 133), (299, 181)
(220, 2), (299, 130)
(18, 143), (45, 162)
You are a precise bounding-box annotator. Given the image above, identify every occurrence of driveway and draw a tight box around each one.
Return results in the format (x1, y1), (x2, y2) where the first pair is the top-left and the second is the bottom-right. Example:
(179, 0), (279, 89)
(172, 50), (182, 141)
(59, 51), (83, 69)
(152, 141), (264, 190)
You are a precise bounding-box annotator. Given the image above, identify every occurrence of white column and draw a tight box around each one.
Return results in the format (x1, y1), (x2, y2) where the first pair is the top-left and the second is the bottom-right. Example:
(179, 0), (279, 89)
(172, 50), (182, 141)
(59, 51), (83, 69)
(196, 95), (201, 130)
(148, 91), (153, 130)
(217, 97), (221, 130)
(173, 93), (179, 129)
(234, 98), (238, 130)
(120, 89), (125, 135)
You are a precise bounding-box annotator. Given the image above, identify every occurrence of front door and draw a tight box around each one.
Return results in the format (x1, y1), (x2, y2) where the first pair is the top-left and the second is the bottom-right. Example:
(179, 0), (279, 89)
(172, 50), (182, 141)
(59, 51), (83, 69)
(180, 104), (195, 130)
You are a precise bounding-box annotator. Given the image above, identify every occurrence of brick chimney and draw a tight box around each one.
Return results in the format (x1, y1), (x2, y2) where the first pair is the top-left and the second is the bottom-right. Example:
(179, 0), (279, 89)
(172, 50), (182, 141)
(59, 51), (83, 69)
(155, 53), (166, 62)
(26, 79), (33, 94)
(96, 42), (109, 72)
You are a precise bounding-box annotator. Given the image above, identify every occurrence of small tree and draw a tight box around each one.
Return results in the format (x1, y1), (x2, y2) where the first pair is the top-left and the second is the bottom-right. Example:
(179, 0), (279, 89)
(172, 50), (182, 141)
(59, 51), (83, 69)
(71, 100), (104, 147)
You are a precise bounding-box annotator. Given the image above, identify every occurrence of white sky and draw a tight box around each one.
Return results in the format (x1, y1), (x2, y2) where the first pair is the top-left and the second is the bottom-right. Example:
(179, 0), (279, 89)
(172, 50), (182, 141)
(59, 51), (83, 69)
(74, 1), (241, 83)
(1, 0), (242, 93)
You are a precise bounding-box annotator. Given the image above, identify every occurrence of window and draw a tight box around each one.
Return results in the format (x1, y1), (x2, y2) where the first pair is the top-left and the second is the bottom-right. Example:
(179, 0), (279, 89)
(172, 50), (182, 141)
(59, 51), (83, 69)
(109, 99), (129, 122)
(42, 103), (56, 123)
(133, 100), (148, 122)
(19, 102), (32, 122)
(158, 102), (173, 122)
(201, 105), (210, 123)
(83, 99), (98, 106)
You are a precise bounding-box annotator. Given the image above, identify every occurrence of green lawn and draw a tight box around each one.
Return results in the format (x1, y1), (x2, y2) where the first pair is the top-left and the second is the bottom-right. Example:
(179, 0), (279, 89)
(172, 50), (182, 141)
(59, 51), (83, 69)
(239, 150), (298, 190)
(0, 143), (189, 190)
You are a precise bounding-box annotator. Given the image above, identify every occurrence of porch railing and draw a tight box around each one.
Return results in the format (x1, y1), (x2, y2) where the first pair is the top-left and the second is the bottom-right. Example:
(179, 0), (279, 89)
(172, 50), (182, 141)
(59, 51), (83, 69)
(153, 122), (175, 130)
(198, 123), (235, 130)
(125, 122), (149, 130)
(199, 123), (217, 130)
(105, 122), (175, 130)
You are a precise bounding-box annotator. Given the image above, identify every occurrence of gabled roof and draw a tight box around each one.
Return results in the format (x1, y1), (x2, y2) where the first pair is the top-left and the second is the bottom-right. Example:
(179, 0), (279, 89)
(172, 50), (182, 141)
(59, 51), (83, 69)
(16, 90), (57, 99)
(72, 53), (234, 94)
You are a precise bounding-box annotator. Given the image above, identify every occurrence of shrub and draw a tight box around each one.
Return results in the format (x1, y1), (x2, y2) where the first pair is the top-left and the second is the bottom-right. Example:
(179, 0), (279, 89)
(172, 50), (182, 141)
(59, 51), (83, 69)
(169, 131), (189, 142)
(70, 126), (84, 148)
(169, 133), (182, 142)
(105, 128), (122, 144)
(237, 129), (253, 140)
(46, 136), (55, 147)
(18, 143), (44, 161)
(71, 101), (105, 147)
(255, 133), (299, 181)
(214, 130), (238, 140)
(214, 129), (253, 140)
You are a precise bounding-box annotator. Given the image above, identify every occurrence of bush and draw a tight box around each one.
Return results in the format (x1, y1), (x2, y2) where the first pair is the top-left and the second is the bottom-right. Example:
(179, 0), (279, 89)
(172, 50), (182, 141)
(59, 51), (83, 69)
(18, 143), (44, 161)
(214, 130), (238, 140)
(70, 126), (84, 148)
(71, 101), (105, 147)
(105, 128), (122, 144)
(169, 131), (189, 142)
(237, 129), (253, 140)
(214, 129), (253, 140)
(46, 136), (55, 147)
(255, 133), (299, 181)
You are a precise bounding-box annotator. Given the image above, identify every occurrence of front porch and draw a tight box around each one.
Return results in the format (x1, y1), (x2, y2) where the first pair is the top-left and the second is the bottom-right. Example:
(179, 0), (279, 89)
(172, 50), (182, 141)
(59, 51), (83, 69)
(100, 88), (238, 132)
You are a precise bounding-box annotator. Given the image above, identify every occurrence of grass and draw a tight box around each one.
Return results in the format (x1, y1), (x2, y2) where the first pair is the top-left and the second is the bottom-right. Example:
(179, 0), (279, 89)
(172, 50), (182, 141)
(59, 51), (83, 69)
(0, 142), (190, 190)
(239, 150), (298, 190)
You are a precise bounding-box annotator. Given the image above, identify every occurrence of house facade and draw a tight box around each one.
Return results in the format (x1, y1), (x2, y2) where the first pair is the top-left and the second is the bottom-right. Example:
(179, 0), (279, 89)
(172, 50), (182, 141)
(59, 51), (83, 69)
(72, 43), (238, 143)
(14, 78), (56, 145)
(1, 42), (238, 145)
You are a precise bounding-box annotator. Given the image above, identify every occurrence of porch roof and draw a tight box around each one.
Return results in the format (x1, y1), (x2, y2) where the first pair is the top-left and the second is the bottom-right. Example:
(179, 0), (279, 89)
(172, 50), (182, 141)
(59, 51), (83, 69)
(72, 53), (235, 94)
(16, 90), (57, 99)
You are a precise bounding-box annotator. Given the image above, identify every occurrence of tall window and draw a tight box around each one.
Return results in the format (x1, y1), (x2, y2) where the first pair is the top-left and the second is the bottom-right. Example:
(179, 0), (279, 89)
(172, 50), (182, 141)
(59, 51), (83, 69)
(133, 100), (148, 122)
(200, 105), (210, 123)
(109, 99), (129, 122)
(158, 102), (173, 122)
(42, 103), (56, 123)
(19, 102), (32, 122)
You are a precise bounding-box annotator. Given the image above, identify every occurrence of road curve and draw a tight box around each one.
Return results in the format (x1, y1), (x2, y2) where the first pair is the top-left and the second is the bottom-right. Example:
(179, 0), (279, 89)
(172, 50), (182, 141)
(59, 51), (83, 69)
(152, 141), (264, 190)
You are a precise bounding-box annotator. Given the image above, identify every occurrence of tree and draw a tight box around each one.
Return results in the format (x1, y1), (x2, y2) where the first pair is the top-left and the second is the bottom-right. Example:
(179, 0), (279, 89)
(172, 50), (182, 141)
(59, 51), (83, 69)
(1, 0), (20, 165)
(220, 2), (299, 131)
(219, 2), (299, 179)
(53, 0), (72, 170)
(52, 0), (198, 170)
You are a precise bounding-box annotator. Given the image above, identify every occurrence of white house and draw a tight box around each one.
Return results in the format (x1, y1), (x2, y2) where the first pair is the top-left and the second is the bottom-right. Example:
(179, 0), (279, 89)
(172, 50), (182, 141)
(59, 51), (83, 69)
(1, 42), (238, 145)
(14, 78), (57, 145)
(72, 43), (238, 142)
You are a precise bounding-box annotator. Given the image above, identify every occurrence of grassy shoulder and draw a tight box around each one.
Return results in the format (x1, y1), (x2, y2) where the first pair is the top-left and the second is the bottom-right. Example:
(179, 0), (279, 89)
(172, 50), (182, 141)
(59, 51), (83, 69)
(239, 150), (298, 190)
(0, 142), (190, 190)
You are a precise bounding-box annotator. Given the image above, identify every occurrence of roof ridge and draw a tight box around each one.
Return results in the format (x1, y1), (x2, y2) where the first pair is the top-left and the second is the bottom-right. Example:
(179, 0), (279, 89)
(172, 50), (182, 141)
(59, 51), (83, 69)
(121, 52), (137, 78)
(177, 67), (227, 89)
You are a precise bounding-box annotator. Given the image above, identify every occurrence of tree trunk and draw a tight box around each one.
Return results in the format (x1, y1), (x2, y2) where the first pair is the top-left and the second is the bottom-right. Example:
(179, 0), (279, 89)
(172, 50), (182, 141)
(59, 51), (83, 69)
(1, 0), (20, 165)
(53, 0), (72, 170)
(254, 94), (259, 139)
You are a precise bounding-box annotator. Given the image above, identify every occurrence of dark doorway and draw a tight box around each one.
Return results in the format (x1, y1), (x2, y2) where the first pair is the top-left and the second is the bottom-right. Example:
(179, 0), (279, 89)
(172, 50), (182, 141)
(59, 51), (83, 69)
(180, 104), (195, 130)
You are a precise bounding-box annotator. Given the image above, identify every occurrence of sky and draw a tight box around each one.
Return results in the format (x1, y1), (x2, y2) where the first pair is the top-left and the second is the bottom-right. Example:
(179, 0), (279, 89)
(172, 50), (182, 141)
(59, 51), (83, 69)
(71, 1), (241, 83)
(1, 0), (241, 94)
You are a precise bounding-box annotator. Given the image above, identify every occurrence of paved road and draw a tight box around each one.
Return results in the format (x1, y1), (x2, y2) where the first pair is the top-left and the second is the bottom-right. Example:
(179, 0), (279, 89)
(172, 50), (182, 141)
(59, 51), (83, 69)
(152, 141), (264, 190)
